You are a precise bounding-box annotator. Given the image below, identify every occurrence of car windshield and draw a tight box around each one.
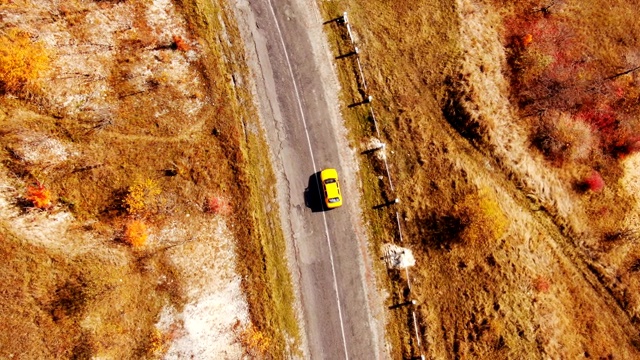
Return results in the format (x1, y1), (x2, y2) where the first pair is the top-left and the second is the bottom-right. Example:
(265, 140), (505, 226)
(324, 178), (336, 184)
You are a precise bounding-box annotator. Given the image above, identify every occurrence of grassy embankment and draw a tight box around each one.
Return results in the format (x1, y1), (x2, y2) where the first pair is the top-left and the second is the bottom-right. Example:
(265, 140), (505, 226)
(320, 0), (640, 358)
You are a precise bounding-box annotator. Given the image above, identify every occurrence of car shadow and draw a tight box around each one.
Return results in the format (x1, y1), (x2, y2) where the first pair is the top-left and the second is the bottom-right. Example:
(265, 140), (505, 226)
(304, 172), (325, 212)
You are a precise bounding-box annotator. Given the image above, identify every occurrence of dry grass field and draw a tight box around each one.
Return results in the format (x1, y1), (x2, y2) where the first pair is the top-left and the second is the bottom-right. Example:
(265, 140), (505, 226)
(321, 0), (640, 358)
(5, 0), (640, 358)
(0, 0), (297, 358)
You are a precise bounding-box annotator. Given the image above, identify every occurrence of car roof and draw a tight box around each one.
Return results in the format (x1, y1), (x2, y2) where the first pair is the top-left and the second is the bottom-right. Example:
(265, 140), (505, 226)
(325, 181), (340, 199)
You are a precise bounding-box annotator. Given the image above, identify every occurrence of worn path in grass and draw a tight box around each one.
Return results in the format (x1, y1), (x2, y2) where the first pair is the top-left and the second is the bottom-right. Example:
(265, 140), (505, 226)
(234, 0), (387, 358)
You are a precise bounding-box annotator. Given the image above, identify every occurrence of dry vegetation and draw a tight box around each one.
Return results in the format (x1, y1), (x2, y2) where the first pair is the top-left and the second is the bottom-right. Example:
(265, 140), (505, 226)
(0, 0), (297, 358)
(0, 28), (50, 93)
(321, 0), (640, 358)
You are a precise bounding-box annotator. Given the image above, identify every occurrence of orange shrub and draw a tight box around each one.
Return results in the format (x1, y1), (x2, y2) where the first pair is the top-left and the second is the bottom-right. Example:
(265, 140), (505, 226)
(123, 220), (148, 247)
(26, 184), (52, 209)
(533, 276), (551, 293)
(172, 35), (191, 51)
(148, 328), (167, 355)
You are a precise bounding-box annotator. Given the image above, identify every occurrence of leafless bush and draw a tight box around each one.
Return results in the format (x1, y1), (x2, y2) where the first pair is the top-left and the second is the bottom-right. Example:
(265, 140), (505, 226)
(531, 111), (595, 165)
(422, 213), (467, 250)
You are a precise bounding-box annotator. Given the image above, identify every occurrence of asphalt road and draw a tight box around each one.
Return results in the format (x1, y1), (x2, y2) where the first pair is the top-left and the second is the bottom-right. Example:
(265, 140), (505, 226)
(234, 0), (386, 358)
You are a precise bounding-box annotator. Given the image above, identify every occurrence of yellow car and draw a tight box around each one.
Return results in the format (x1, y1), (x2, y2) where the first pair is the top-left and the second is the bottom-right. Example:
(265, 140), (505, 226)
(320, 168), (343, 209)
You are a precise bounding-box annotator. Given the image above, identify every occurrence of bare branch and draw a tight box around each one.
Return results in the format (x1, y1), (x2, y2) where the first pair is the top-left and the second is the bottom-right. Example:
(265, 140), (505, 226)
(604, 65), (640, 81)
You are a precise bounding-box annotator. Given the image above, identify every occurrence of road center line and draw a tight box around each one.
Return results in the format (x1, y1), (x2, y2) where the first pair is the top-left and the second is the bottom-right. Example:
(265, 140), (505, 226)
(264, 0), (350, 358)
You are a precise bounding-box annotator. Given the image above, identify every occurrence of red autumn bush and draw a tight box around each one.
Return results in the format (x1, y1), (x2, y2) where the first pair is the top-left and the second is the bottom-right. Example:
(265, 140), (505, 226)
(205, 195), (230, 215)
(533, 276), (551, 293)
(577, 106), (617, 134)
(573, 100), (640, 158)
(609, 133), (640, 158)
(579, 171), (605, 193)
(503, 7), (640, 164)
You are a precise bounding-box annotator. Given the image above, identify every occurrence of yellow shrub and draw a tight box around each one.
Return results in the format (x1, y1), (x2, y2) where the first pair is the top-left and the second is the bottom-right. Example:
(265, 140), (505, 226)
(240, 326), (270, 356)
(123, 220), (148, 247)
(0, 28), (50, 92)
(123, 178), (161, 214)
(148, 327), (167, 355)
(453, 188), (509, 247)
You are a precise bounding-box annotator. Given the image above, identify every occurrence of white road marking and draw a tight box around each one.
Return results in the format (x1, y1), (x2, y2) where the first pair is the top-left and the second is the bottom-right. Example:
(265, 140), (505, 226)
(265, 1), (350, 358)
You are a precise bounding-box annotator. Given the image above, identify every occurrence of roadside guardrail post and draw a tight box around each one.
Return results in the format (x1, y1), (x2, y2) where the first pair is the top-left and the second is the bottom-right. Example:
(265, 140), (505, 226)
(340, 12), (348, 24)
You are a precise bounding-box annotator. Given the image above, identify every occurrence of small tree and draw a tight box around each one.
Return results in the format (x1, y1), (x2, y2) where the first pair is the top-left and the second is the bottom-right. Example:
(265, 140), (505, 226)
(0, 28), (50, 93)
(531, 111), (596, 166)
